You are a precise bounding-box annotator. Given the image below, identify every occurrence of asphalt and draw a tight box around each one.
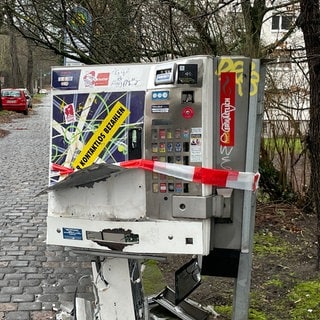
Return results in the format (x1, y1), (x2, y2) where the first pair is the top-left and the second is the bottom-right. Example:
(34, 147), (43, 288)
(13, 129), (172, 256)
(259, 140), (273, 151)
(0, 98), (94, 320)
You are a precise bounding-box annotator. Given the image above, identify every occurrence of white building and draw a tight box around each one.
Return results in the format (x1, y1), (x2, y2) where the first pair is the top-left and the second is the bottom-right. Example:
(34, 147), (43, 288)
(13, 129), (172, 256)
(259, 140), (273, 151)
(218, 0), (308, 137)
(260, 0), (309, 137)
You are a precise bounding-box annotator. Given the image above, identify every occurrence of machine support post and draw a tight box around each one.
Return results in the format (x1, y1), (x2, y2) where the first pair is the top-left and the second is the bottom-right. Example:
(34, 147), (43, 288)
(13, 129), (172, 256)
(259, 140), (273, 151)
(232, 191), (256, 319)
(232, 60), (266, 319)
(92, 258), (145, 320)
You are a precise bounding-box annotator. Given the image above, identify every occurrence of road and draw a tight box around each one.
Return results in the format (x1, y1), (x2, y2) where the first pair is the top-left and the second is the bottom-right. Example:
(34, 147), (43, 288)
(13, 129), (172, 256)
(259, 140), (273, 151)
(0, 98), (93, 320)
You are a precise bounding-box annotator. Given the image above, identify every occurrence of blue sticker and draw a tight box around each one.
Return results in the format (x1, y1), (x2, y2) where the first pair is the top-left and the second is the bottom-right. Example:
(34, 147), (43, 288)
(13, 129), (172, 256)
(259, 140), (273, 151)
(52, 69), (81, 90)
(152, 91), (169, 101)
(63, 227), (83, 240)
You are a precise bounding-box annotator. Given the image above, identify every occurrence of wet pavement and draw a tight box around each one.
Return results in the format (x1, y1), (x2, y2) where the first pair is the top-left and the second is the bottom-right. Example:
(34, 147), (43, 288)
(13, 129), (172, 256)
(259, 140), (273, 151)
(0, 99), (93, 320)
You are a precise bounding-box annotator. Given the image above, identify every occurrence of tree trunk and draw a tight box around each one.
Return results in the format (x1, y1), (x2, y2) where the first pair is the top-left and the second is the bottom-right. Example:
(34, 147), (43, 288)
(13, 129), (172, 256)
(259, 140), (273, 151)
(298, 0), (320, 269)
(26, 43), (33, 93)
(241, 0), (266, 58)
(9, 31), (23, 88)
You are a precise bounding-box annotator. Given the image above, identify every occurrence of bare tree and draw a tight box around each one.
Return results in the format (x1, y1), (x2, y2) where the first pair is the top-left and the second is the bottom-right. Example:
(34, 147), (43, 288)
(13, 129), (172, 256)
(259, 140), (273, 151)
(2, 0), (300, 63)
(297, 0), (320, 269)
(3, 0), (148, 64)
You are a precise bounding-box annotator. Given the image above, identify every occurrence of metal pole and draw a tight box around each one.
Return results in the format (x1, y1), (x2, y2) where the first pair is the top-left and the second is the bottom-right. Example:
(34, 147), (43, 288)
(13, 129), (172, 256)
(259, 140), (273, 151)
(232, 60), (266, 319)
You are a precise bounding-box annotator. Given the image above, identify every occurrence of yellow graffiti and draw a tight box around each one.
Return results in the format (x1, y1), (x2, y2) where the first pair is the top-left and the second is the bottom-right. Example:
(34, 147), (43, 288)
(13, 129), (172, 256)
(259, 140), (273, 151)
(250, 61), (260, 97)
(216, 58), (260, 96)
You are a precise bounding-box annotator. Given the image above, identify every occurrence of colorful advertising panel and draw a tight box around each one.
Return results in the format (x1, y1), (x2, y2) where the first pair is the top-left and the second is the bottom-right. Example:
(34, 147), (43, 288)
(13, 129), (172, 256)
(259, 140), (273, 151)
(50, 90), (145, 185)
(50, 64), (151, 185)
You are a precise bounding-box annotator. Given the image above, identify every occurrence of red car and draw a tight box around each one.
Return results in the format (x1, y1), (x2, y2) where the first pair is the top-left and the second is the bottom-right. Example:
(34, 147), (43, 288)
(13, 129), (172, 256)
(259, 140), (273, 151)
(1, 88), (29, 115)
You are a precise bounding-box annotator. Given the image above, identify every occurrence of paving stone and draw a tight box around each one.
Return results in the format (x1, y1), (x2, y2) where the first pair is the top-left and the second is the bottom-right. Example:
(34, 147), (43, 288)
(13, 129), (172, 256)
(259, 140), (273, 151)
(1, 287), (23, 295)
(0, 294), (11, 302)
(0, 280), (9, 287)
(5, 311), (30, 320)
(17, 301), (42, 310)
(0, 303), (17, 311)
(5, 273), (26, 280)
(9, 280), (20, 287)
(31, 310), (56, 320)
(25, 286), (43, 295)
(37, 294), (59, 302)
(26, 273), (47, 280)
(0, 267), (16, 274)
(19, 279), (41, 287)
(12, 294), (35, 302)
(10, 261), (29, 267)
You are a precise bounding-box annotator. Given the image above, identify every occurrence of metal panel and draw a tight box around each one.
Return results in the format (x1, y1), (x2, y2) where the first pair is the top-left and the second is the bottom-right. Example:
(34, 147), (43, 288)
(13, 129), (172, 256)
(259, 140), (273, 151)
(47, 216), (211, 255)
(144, 57), (214, 220)
(213, 56), (252, 250)
(48, 169), (146, 220)
(172, 195), (212, 219)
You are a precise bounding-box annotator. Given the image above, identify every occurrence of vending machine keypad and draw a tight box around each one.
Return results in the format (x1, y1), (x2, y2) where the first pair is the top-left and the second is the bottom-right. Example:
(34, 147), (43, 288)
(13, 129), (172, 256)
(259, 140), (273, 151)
(150, 125), (193, 194)
(144, 61), (205, 219)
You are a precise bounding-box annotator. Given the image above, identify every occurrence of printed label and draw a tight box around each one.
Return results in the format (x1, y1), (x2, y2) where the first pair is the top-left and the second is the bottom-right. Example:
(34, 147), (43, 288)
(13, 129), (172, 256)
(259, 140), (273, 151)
(190, 128), (202, 163)
(151, 104), (169, 113)
(63, 228), (83, 240)
(220, 72), (236, 147)
(72, 101), (130, 169)
(64, 103), (76, 124)
(83, 71), (110, 87)
(152, 91), (169, 100)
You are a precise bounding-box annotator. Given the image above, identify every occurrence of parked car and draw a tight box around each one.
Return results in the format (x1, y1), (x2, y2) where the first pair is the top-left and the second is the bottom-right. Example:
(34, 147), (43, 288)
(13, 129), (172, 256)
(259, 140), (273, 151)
(19, 88), (33, 109)
(1, 88), (29, 115)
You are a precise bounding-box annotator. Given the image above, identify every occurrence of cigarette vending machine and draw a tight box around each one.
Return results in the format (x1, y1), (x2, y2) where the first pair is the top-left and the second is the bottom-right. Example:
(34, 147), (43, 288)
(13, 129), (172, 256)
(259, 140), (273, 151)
(46, 56), (265, 319)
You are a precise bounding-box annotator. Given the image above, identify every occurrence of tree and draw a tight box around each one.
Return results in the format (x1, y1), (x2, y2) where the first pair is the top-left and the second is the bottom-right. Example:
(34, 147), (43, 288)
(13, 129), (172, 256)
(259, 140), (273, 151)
(9, 31), (24, 88)
(2, 0), (298, 62)
(297, 0), (320, 269)
(3, 0), (146, 64)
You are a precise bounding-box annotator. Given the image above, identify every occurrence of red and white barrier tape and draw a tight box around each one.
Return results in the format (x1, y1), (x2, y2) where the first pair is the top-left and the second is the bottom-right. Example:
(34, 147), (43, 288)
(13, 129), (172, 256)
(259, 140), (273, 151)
(52, 160), (260, 191)
(116, 159), (259, 191)
(51, 163), (75, 175)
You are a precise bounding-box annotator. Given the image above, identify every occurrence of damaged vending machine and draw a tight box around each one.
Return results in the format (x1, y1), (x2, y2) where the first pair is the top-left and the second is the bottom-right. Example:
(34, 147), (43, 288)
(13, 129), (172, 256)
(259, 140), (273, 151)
(46, 55), (265, 320)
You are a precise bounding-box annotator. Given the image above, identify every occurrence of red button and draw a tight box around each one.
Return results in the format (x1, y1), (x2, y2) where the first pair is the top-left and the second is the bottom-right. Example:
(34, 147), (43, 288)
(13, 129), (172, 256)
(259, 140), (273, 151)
(182, 106), (194, 119)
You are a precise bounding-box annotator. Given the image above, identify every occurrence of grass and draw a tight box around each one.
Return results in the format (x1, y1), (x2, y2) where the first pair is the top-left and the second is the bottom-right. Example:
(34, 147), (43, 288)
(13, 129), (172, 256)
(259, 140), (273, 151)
(254, 231), (290, 256)
(142, 260), (166, 296)
(262, 137), (303, 153)
(214, 305), (268, 319)
(288, 280), (320, 319)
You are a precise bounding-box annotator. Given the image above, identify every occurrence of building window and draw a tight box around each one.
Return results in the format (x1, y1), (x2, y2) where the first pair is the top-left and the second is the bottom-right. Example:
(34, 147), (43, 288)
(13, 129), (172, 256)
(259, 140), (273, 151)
(271, 14), (294, 31)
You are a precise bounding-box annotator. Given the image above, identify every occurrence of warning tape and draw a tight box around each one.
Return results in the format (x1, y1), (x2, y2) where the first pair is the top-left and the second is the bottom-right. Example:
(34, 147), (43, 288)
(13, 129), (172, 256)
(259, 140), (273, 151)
(51, 163), (75, 175)
(51, 159), (260, 191)
(116, 159), (260, 191)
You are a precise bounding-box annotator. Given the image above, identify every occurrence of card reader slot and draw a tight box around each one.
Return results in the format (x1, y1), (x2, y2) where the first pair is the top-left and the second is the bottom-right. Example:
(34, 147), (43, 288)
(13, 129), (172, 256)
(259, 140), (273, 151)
(128, 127), (142, 160)
(86, 229), (139, 251)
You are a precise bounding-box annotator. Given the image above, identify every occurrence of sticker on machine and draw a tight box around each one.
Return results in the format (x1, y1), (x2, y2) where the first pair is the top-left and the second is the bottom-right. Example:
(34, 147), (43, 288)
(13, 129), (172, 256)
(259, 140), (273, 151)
(72, 101), (130, 169)
(220, 72), (236, 147)
(151, 91), (169, 101)
(63, 103), (76, 124)
(190, 128), (202, 163)
(151, 104), (169, 113)
(62, 227), (83, 240)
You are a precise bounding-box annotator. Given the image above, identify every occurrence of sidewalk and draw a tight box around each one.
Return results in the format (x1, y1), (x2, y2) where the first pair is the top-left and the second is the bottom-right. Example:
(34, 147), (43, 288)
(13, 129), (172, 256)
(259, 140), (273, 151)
(0, 102), (93, 320)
